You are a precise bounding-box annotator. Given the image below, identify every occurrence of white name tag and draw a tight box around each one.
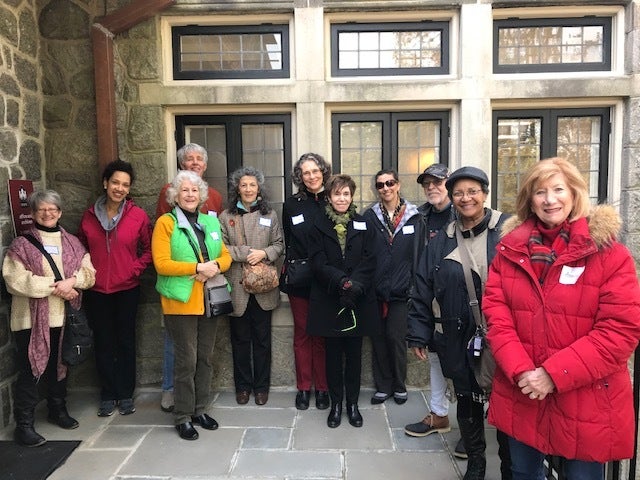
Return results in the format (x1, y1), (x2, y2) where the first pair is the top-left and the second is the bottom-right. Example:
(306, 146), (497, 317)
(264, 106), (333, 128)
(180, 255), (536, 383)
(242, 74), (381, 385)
(353, 221), (367, 231)
(44, 245), (59, 255)
(292, 214), (304, 225)
(259, 217), (272, 227)
(210, 231), (220, 241)
(207, 211), (217, 217)
(402, 225), (415, 235)
(559, 265), (585, 285)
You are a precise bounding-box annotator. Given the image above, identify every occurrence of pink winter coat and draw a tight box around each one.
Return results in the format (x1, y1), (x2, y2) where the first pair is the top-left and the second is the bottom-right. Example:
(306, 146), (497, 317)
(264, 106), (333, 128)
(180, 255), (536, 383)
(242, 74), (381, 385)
(484, 205), (640, 462)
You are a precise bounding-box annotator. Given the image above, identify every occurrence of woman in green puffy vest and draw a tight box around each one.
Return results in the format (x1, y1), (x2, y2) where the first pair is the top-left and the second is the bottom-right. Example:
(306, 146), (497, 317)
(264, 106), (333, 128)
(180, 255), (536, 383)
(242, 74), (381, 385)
(152, 170), (232, 441)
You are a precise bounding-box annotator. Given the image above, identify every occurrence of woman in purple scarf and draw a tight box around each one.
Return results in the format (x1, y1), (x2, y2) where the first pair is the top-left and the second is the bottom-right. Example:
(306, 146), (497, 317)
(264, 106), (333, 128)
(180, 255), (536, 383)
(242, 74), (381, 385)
(2, 190), (96, 447)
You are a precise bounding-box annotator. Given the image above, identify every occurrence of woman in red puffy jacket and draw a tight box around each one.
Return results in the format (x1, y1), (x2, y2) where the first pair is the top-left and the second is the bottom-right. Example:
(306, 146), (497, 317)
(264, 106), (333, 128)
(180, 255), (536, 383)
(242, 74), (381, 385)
(483, 157), (640, 479)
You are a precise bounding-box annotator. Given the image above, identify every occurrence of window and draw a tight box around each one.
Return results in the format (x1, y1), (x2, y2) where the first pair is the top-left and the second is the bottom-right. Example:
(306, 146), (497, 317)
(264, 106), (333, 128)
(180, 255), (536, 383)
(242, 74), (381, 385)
(331, 112), (449, 211)
(331, 22), (449, 77)
(175, 115), (292, 214)
(493, 17), (612, 73)
(172, 25), (290, 80)
(493, 108), (610, 213)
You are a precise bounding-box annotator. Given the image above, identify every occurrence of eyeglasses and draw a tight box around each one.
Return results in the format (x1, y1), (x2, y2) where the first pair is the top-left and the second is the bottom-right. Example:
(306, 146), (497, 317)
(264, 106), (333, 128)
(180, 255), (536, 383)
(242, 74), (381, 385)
(422, 179), (444, 188)
(36, 208), (60, 214)
(452, 189), (483, 199)
(375, 179), (398, 190)
(302, 168), (321, 178)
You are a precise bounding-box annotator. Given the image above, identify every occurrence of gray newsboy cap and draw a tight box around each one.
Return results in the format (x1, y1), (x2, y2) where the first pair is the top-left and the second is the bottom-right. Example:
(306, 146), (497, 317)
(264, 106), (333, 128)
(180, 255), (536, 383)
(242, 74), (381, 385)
(417, 163), (450, 184)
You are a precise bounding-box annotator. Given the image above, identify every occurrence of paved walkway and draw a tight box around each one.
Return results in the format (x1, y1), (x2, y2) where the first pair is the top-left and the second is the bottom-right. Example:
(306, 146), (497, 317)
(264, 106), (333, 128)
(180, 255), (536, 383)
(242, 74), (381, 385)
(1, 388), (501, 479)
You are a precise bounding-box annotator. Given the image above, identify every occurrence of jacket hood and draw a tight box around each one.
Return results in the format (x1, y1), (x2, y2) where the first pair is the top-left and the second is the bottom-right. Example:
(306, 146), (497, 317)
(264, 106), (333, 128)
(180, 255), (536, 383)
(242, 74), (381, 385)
(500, 204), (620, 248)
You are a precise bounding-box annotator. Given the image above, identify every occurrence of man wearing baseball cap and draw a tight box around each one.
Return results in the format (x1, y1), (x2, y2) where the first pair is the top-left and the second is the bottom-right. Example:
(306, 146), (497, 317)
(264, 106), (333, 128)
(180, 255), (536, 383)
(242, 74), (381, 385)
(404, 164), (466, 459)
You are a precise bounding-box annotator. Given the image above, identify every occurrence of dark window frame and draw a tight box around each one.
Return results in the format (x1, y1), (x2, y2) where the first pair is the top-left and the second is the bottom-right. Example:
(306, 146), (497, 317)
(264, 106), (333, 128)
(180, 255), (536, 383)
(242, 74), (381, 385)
(330, 111), (450, 172)
(493, 16), (612, 74)
(491, 107), (611, 205)
(172, 24), (290, 80)
(175, 114), (293, 198)
(330, 21), (450, 77)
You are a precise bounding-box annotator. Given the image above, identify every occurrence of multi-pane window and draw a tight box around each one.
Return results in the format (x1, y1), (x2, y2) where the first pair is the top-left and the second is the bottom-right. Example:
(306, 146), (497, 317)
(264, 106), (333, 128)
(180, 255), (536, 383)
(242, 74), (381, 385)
(176, 115), (292, 214)
(493, 108), (610, 214)
(493, 17), (611, 73)
(331, 22), (449, 77)
(332, 112), (449, 211)
(172, 25), (289, 80)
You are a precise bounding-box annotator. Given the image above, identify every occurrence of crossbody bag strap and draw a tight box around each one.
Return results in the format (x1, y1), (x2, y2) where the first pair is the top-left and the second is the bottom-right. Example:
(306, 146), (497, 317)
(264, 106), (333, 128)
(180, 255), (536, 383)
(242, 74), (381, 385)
(22, 234), (63, 282)
(454, 226), (484, 329)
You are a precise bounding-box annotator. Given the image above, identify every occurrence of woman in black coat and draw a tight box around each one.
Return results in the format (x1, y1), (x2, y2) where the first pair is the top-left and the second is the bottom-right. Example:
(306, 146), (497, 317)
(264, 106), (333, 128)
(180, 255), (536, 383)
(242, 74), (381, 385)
(280, 153), (331, 411)
(307, 174), (381, 429)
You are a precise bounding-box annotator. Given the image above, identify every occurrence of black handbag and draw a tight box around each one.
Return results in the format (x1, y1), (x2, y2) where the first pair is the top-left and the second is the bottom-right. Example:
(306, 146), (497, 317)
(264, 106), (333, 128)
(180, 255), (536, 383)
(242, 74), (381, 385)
(204, 275), (233, 317)
(22, 234), (93, 366)
(283, 258), (313, 288)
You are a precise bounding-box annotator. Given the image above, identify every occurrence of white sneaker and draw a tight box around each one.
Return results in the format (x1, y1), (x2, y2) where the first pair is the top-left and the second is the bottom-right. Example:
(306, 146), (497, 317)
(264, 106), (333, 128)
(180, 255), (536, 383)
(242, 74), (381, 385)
(161, 390), (174, 412)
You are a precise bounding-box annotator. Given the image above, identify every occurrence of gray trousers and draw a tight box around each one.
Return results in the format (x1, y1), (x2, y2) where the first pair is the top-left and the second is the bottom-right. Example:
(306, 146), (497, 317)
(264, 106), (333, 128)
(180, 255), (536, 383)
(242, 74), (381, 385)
(164, 314), (217, 425)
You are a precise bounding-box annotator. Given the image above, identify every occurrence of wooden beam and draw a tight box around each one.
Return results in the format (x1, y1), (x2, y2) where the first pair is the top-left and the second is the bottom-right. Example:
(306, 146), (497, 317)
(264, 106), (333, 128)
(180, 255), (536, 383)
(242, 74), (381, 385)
(97, 0), (176, 35)
(92, 25), (118, 172)
(91, 0), (176, 171)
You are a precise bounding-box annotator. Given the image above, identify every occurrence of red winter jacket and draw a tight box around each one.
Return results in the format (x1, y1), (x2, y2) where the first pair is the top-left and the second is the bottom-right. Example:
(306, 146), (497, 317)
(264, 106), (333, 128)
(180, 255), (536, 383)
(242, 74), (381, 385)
(78, 199), (153, 294)
(484, 205), (640, 462)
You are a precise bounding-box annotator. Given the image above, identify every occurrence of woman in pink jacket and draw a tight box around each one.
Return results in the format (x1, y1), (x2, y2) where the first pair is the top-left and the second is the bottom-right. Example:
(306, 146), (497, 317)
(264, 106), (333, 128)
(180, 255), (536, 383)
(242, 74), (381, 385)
(483, 157), (640, 479)
(78, 159), (152, 418)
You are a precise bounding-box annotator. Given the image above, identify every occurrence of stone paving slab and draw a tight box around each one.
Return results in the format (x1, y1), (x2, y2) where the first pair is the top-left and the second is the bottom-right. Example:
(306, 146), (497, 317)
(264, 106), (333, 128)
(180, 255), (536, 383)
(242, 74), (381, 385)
(345, 451), (457, 479)
(232, 450), (343, 478)
(242, 427), (292, 449)
(293, 407), (393, 450)
(88, 425), (153, 449)
(48, 449), (131, 480)
(119, 426), (244, 477)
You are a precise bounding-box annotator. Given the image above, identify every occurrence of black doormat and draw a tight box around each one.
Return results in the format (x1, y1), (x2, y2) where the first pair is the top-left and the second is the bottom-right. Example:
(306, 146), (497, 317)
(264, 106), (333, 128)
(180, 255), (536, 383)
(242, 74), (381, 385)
(0, 440), (80, 480)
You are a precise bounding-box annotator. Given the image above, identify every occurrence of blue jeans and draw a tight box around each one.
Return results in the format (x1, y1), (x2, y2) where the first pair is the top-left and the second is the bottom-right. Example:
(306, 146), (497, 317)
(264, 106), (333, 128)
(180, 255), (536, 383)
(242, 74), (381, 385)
(162, 331), (174, 391)
(508, 436), (604, 480)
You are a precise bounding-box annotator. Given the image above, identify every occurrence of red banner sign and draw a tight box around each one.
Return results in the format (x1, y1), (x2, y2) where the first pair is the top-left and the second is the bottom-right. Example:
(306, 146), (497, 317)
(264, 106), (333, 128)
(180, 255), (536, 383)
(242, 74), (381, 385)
(8, 179), (34, 236)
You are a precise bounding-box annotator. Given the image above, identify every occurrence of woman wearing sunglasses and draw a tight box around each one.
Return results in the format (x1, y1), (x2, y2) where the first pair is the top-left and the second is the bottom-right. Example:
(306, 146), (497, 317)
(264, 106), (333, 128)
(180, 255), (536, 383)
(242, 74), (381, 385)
(363, 170), (421, 406)
(306, 174), (381, 429)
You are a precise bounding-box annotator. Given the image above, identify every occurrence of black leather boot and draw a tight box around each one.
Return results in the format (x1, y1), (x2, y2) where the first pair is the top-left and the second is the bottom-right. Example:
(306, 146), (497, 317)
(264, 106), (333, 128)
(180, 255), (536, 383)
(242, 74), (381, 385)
(327, 402), (342, 428)
(14, 409), (46, 447)
(457, 397), (486, 480)
(459, 415), (486, 480)
(346, 403), (363, 427)
(47, 398), (79, 429)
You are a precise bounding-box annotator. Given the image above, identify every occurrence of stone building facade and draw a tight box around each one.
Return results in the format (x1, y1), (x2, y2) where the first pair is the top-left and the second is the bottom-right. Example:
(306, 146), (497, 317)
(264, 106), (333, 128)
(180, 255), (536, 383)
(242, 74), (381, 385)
(1, 0), (639, 432)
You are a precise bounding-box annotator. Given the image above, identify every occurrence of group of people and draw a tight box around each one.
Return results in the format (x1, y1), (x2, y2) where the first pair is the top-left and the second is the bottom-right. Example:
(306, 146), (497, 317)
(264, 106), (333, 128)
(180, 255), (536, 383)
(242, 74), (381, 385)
(4, 145), (640, 480)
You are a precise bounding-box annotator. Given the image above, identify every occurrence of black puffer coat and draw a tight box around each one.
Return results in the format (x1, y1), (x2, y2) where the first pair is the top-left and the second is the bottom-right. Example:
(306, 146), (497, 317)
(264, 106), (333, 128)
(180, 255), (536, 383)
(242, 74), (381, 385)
(406, 208), (508, 395)
(306, 210), (381, 338)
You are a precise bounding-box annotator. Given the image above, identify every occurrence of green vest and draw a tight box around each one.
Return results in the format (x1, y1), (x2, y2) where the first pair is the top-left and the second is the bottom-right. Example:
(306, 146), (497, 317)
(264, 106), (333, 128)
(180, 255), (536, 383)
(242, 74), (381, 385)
(155, 209), (223, 303)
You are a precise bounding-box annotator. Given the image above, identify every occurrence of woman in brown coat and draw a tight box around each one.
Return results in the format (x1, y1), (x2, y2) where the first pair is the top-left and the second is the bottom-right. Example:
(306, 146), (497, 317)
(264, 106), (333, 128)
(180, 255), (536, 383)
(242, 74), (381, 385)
(219, 166), (284, 406)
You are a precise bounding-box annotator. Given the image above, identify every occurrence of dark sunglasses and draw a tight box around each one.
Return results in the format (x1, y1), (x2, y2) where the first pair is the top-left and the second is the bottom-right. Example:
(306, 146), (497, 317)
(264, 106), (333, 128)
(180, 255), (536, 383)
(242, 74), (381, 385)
(375, 179), (398, 190)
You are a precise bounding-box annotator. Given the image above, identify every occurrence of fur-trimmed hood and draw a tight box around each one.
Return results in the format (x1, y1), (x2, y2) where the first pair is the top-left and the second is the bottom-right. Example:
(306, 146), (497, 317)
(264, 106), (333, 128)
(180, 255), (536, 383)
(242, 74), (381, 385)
(500, 204), (620, 249)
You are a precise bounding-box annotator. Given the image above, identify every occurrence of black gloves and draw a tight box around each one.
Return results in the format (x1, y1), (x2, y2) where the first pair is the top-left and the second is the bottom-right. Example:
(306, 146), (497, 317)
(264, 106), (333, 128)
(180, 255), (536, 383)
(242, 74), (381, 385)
(339, 277), (365, 310)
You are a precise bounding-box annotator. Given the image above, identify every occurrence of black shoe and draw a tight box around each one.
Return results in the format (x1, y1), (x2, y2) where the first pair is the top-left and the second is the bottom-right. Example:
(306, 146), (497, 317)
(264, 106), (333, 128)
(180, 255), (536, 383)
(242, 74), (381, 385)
(14, 425), (46, 447)
(346, 404), (363, 427)
(191, 414), (218, 430)
(454, 437), (468, 459)
(47, 404), (79, 430)
(315, 390), (330, 410)
(327, 403), (342, 428)
(175, 422), (199, 440)
(295, 390), (310, 410)
(370, 391), (391, 405)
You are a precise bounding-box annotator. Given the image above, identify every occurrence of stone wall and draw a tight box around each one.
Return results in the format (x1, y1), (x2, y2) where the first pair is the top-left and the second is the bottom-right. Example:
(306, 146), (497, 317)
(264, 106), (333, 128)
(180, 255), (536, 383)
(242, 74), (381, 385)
(0, 0), (44, 429)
